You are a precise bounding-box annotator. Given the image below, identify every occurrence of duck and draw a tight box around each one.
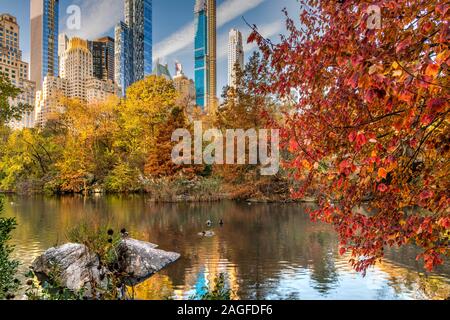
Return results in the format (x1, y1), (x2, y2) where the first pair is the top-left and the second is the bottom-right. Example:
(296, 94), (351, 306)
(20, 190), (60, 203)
(206, 220), (212, 227)
(219, 219), (224, 226)
(198, 230), (215, 237)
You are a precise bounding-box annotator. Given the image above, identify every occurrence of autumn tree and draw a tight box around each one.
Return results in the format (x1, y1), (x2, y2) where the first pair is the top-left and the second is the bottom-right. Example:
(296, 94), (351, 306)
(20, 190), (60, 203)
(214, 52), (290, 199)
(0, 74), (33, 126)
(144, 106), (189, 177)
(53, 97), (119, 193)
(250, 0), (449, 271)
(116, 75), (178, 171)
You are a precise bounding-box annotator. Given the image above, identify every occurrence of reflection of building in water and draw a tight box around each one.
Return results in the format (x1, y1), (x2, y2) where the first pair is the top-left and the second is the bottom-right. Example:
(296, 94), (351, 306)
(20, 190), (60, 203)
(170, 235), (240, 300)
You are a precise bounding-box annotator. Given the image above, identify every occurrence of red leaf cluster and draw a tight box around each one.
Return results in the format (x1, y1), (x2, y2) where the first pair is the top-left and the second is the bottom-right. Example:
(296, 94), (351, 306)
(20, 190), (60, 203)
(251, 0), (449, 272)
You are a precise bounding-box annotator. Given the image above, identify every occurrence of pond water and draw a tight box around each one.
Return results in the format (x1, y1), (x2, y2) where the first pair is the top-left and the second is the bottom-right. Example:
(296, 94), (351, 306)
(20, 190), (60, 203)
(3, 195), (450, 300)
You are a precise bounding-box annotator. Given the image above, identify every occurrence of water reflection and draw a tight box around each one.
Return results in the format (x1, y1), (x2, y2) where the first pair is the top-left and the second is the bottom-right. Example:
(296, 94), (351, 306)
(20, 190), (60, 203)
(4, 195), (450, 300)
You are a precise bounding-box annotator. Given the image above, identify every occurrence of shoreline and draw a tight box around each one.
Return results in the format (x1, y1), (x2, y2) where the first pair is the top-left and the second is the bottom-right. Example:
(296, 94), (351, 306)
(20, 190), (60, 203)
(1, 191), (317, 204)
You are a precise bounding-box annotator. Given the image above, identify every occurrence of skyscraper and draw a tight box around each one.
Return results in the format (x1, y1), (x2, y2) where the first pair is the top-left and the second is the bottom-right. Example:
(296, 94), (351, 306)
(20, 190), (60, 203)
(35, 37), (119, 126)
(58, 33), (68, 78)
(30, 0), (59, 91)
(194, 0), (217, 113)
(228, 29), (244, 88)
(152, 59), (172, 80)
(115, 0), (152, 95)
(115, 22), (133, 96)
(0, 14), (36, 129)
(207, 0), (217, 113)
(88, 37), (115, 82)
(64, 38), (93, 101)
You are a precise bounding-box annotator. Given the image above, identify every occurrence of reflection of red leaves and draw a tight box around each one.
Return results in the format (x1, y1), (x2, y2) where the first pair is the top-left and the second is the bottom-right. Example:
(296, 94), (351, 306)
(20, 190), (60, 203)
(339, 247), (346, 256)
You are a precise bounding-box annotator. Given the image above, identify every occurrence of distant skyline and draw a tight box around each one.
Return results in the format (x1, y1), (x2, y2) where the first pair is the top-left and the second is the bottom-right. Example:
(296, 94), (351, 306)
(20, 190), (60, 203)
(0, 0), (297, 92)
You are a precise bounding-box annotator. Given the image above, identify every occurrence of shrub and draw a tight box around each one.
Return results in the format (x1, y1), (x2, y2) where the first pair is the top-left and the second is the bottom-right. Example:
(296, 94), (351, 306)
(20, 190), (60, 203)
(0, 197), (19, 300)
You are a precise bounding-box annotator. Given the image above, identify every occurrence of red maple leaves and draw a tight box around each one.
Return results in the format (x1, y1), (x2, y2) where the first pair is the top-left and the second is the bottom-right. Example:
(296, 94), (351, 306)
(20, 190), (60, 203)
(250, 0), (450, 272)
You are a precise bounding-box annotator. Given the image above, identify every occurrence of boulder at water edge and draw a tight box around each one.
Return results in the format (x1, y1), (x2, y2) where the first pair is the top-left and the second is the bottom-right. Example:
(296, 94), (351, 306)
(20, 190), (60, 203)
(32, 239), (180, 291)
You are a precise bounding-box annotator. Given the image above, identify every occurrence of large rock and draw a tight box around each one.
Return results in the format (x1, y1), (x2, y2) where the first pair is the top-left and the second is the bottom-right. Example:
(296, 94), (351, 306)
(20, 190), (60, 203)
(117, 238), (181, 285)
(32, 239), (180, 291)
(31, 243), (105, 292)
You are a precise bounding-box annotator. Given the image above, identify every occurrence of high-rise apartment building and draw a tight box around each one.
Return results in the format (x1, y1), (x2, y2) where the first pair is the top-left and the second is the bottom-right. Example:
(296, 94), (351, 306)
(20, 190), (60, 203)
(115, 22), (133, 96)
(35, 37), (119, 126)
(58, 33), (68, 78)
(194, 0), (217, 113)
(228, 28), (244, 88)
(0, 14), (36, 129)
(115, 0), (152, 95)
(30, 0), (59, 91)
(88, 37), (115, 82)
(64, 38), (93, 101)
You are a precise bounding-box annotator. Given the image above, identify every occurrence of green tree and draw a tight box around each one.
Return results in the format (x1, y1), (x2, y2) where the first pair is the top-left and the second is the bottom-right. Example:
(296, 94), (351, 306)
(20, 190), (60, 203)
(0, 74), (33, 126)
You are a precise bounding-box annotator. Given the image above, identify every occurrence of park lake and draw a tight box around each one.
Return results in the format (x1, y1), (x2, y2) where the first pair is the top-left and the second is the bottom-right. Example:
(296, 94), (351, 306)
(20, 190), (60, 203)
(3, 195), (450, 300)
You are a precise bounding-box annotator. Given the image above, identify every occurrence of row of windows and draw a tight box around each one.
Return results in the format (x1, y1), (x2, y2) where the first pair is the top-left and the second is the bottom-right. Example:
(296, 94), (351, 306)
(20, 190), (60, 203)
(0, 27), (18, 37)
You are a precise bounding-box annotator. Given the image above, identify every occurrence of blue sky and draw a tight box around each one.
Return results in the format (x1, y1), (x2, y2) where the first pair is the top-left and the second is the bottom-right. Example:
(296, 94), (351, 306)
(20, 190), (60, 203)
(0, 0), (298, 92)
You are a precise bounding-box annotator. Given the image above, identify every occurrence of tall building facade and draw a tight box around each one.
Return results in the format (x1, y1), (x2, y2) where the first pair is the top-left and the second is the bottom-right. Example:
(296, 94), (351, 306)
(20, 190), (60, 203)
(194, 0), (216, 113)
(115, 0), (152, 95)
(64, 38), (93, 101)
(115, 22), (133, 96)
(228, 28), (244, 88)
(58, 33), (68, 78)
(88, 37), (115, 82)
(30, 0), (59, 91)
(0, 14), (36, 129)
(152, 59), (172, 80)
(207, 0), (217, 113)
(36, 37), (119, 126)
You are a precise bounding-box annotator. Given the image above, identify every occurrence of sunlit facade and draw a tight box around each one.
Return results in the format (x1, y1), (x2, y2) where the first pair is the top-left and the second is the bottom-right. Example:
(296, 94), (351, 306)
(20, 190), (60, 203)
(30, 0), (59, 91)
(228, 28), (244, 88)
(0, 14), (36, 129)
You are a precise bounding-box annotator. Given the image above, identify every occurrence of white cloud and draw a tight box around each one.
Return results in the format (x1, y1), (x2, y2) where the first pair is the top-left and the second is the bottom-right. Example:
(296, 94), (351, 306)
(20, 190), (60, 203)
(62, 0), (124, 39)
(217, 19), (283, 60)
(154, 0), (266, 61)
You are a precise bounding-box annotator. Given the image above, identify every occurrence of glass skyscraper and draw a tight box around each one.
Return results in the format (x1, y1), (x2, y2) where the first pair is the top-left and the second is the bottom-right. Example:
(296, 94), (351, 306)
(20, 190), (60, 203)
(194, 0), (216, 112)
(115, 22), (133, 96)
(30, 0), (59, 91)
(194, 0), (208, 108)
(115, 0), (152, 95)
(88, 37), (115, 83)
